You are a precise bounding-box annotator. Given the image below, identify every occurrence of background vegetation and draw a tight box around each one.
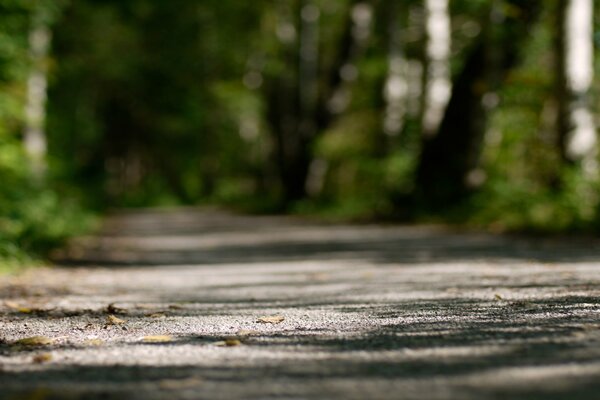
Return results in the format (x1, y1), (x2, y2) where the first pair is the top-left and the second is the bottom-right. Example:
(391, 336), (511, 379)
(2, 0), (600, 266)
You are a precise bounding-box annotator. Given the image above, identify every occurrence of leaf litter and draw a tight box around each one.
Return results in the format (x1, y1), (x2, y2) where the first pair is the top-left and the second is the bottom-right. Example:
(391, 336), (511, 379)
(84, 339), (104, 346)
(237, 329), (260, 336)
(214, 339), (242, 347)
(257, 316), (285, 324)
(5, 301), (48, 314)
(142, 335), (173, 343)
(15, 336), (55, 346)
(107, 303), (127, 314)
(106, 314), (126, 325)
(32, 353), (53, 363)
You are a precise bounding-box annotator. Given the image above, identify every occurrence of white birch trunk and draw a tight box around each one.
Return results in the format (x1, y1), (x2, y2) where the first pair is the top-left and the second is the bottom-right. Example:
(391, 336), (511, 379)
(24, 15), (51, 180)
(564, 0), (596, 172)
(422, 0), (451, 137)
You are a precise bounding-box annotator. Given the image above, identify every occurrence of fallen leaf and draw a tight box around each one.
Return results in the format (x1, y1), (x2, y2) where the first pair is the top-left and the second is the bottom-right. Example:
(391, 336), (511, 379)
(215, 339), (242, 347)
(168, 304), (184, 310)
(4, 301), (36, 313)
(236, 329), (260, 336)
(257, 316), (285, 324)
(146, 313), (166, 318)
(15, 336), (54, 346)
(84, 339), (104, 346)
(5, 301), (20, 309)
(142, 335), (173, 343)
(494, 294), (503, 301)
(107, 303), (126, 314)
(106, 314), (126, 325)
(32, 353), (53, 363)
(510, 300), (533, 308)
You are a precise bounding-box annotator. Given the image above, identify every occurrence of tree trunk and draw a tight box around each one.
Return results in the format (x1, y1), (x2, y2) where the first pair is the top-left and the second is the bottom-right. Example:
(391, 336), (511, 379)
(556, 0), (596, 173)
(414, 0), (541, 209)
(421, 0), (451, 138)
(266, 0), (373, 205)
(24, 8), (52, 181)
(265, 0), (304, 204)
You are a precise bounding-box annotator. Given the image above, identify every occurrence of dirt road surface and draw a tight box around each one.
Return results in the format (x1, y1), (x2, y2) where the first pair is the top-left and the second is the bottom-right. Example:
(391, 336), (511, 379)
(2, 208), (600, 399)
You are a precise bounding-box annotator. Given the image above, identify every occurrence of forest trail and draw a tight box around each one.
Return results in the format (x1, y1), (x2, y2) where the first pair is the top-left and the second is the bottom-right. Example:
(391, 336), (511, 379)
(2, 208), (600, 399)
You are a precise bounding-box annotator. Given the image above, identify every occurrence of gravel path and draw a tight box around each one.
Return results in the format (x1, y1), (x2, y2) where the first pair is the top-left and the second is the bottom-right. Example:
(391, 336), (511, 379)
(2, 208), (600, 399)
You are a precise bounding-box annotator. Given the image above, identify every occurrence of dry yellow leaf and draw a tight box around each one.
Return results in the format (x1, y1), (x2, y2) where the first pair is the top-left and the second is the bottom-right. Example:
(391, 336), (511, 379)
(224, 338), (241, 346)
(257, 316), (284, 324)
(142, 335), (173, 343)
(494, 294), (504, 301)
(236, 329), (260, 336)
(107, 314), (126, 325)
(215, 339), (242, 347)
(84, 339), (104, 346)
(16, 336), (54, 346)
(5, 301), (20, 309)
(4, 302), (35, 313)
(33, 353), (53, 363)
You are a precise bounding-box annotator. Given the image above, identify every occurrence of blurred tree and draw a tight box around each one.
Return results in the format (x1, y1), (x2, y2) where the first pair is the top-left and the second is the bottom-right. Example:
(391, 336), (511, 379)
(0, 0), (89, 263)
(4, 0), (600, 263)
(23, 0), (55, 179)
(381, 0), (408, 137)
(421, 0), (451, 138)
(414, 0), (542, 210)
(48, 0), (264, 206)
(262, 0), (373, 205)
(555, 0), (596, 173)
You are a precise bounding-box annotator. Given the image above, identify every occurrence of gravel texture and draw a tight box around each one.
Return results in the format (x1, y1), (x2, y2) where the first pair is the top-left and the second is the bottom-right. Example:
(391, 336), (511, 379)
(2, 208), (600, 399)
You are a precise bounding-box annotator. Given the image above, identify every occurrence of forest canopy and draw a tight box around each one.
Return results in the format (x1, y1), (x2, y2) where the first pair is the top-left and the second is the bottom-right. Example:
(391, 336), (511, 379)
(2, 0), (600, 264)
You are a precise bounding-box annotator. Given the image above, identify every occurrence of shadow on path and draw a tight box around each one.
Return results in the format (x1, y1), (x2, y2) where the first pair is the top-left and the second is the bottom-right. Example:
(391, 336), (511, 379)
(57, 208), (600, 267)
(3, 208), (600, 400)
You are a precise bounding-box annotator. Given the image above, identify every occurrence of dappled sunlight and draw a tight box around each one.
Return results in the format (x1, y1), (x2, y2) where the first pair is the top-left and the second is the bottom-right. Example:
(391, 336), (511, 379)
(3, 210), (600, 398)
(3, 1), (600, 398)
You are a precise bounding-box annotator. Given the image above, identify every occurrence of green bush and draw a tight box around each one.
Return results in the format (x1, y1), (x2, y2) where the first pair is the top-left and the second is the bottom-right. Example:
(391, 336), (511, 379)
(0, 138), (93, 268)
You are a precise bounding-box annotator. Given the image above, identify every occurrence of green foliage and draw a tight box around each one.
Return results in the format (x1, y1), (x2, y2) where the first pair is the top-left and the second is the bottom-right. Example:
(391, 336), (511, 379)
(468, 169), (599, 233)
(48, 0), (267, 207)
(467, 5), (600, 233)
(0, 136), (94, 266)
(0, 0), (92, 268)
(3, 0), (600, 270)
